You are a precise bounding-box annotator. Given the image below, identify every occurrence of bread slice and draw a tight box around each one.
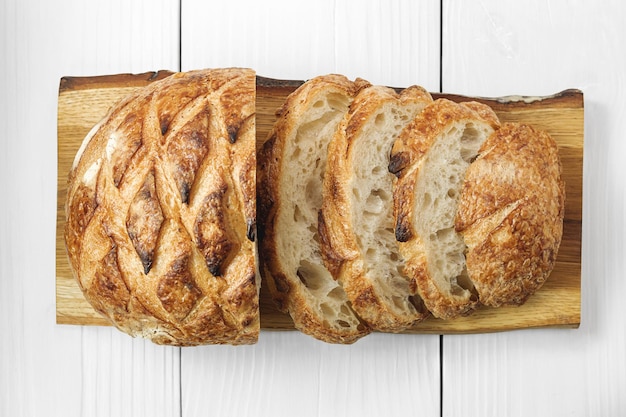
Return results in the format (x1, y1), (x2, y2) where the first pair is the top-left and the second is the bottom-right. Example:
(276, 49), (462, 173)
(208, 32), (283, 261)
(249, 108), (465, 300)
(318, 85), (433, 332)
(455, 123), (565, 307)
(258, 75), (372, 343)
(389, 99), (500, 319)
(65, 68), (259, 345)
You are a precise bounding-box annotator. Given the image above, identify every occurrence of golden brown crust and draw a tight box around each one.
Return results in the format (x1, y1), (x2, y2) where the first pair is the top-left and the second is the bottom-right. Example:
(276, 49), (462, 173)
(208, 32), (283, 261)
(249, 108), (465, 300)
(319, 85), (433, 331)
(257, 74), (371, 343)
(65, 68), (259, 346)
(456, 123), (565, 306)
(390, 99), (500, 319)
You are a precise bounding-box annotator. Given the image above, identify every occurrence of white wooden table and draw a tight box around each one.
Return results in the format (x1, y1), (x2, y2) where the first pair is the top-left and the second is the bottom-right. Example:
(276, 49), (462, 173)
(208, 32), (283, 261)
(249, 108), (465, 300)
(1, 1), (623, 415)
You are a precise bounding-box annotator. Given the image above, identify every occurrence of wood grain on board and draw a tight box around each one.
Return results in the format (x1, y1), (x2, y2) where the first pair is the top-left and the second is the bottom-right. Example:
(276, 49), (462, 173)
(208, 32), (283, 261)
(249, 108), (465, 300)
(56, 71), (583, 333)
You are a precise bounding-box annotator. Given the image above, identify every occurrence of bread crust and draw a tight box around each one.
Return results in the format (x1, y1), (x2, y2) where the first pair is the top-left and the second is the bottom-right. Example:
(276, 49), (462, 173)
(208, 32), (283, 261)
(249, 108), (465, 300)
(390, 99), (500, 319)
(319, 85), (433, 331)
(455, 123), (565, 306)
(65, 68), (259, 346)
(258, 75), (371, 343)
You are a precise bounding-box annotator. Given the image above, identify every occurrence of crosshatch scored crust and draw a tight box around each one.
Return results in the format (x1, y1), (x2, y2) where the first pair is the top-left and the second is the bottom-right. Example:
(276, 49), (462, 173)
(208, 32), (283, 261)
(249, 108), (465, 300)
(56, 71), (583, 335)
(64, 69), (258, 345)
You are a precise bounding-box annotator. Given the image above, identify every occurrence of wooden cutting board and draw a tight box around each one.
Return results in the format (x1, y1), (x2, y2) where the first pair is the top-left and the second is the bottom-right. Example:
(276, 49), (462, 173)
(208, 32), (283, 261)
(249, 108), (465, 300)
(56, 71), (583, 334)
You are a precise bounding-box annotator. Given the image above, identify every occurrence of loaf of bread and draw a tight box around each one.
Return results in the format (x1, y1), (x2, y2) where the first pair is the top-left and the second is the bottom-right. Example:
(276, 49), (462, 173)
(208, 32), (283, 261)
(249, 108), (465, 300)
(67, 68), (565, 345)
(318, 84), (433, 332)
(389, 98), (564, 319)
(65, 68), (259, 346)
(259, 77), (564, 341)
(257, 75), (372, 344)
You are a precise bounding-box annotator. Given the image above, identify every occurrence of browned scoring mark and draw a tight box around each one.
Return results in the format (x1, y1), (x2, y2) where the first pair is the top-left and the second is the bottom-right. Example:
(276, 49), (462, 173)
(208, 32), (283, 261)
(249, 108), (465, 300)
(220, 80), (252, 144)
(256, 133), (278, 230)
(227, 124), (240, 144)
(87, 246), (131, 318)
(239, 150), (256, 242)
(111, 113), (143, 187)
(393, 180), (415, 242)
(160, 113), (173, 136)
(166, 106), (210, 204)
(65, 183), (98, 273)
(317, 211), (344, 278)
(272, 272), (292, 302)
(467, 197), (556, 306)
(126, 169), (164, 274)
(246, 220), (255, 242)
(194, 185), (236, 277)
(156, 255), (202, 321)
(183, 301), (232, 343)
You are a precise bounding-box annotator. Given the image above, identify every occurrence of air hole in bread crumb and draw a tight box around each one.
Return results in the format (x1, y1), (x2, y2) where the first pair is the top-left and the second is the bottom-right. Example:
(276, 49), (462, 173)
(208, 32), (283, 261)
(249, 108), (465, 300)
(454, 268), (475, 293)
(340, 304), (351, 316)
(327, 93), (351, 110)
(364, 192), (384, 215)
(305, 179), (320, 208)
(450, 284), (467, 297)
(375, 113), (386, 126)
(460, 126), (481, 162)
(313, 100), (324, 108)
(320, 303), (334, 319)
(422, 192), (432, 209)
(409, 295), (427, 314)
(336, 320), (351, 328)
(391, 295), (407, 310)
(297, 260), (325, 290)
(327, 286), (346, 301)
(308, 224), (320, 244)
(293, 205), (304, 222)
(436, 227), (454, 240)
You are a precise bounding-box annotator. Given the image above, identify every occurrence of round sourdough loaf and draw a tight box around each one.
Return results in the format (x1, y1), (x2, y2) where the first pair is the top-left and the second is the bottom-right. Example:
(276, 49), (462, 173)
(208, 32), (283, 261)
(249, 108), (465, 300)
(64, 68), (259, 346)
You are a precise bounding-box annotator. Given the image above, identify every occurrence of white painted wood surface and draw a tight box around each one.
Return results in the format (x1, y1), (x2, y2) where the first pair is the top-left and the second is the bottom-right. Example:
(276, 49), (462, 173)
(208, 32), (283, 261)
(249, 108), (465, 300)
(181, 0), (441, 87)
(441, 1), (626, 416)
(1, 0), (624, 416)
(1, 0), (181, 416)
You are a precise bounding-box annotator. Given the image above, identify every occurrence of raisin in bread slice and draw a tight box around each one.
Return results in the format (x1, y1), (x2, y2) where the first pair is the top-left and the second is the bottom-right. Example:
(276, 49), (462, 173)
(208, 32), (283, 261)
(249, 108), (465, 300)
(318, 84), (433, 332)
(389, 99), (500, 319)
(65, 68), (258, 345)
(258, 74), (371, 343)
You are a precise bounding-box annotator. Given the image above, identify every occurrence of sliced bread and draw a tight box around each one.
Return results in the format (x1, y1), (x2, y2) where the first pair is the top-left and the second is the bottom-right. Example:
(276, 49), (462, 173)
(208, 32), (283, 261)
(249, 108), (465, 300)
(258, 75), (371, 343)
(318, 84), (433, 332)
(389, 99), (500, 319)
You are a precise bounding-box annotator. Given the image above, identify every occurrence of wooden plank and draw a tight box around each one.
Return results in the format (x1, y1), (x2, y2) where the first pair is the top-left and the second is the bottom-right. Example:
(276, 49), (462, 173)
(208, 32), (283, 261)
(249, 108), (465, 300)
(56, 72), (582, 334)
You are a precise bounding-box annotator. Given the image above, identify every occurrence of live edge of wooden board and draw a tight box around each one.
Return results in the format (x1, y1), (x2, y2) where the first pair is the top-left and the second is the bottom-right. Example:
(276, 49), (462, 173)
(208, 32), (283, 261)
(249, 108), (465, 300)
(56, 71), (583, 335)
